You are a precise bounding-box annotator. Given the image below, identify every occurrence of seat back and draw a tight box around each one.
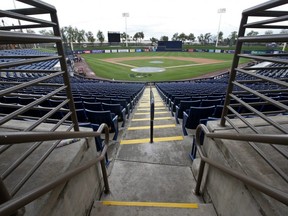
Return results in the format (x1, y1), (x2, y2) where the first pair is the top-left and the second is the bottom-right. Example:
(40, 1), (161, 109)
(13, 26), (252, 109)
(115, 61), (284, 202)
(178, 100), (201, 119)
(102, 102), (121, 113)
(18, 97), (35, 105)
(96, 97), (111, 104)
(81, 97), (96, 103)
(85, 110), (116, 132)
(83, 101), (103, 111)
(185, 106), (215, 129)
(201, 98), (222, 107)
(172, 96), (191, 111)
(75, 109), (88, 123)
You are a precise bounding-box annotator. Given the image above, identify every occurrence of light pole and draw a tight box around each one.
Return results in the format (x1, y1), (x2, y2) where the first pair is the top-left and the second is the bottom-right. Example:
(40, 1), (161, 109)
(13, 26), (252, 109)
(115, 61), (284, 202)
(216, 8), (226, 47)
(122, 13), (129, 47)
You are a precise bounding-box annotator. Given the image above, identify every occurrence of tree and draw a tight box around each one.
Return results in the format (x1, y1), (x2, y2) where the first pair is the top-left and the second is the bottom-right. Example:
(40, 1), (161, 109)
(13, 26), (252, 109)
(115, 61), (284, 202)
(86, 31), (95, 44)
(133, 32), (140, 44)
(178, 33), (187, 43)
(187, 33), (195, 43)
(204, 33), (212, 44)
(197, 34), (205, 45)
(229, 31), (238, 46)
(121, 32), (129, 43)
(160, 36), (169, 41)
(138, 31), (144, 43)
(172, 33), (179, 41)
(279, 29), (288, 34)
(246, 30), (259, 36)
(39, 29), (53, 36)
(132, 32), (144, 44)
(217, 31), (224, 44)
(150, 37), (158, 44)
(265, 30), (273, 35)
(76, 29), (86, 44)
(66, 26), (77, 43)
(26, 29), (35, 34)
(97, 30), (105, 45)
(61, 26), (78, 50)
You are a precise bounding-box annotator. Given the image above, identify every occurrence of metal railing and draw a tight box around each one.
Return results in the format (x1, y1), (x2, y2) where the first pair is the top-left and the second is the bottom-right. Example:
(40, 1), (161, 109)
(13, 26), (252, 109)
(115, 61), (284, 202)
(0, 0), (79, 132)
(219, 0), (288, 184)
(0, 123), (110, 216)
(194, 124), (288, 206)
(150, 85), (155, 143)
(0, 1), (111, 215)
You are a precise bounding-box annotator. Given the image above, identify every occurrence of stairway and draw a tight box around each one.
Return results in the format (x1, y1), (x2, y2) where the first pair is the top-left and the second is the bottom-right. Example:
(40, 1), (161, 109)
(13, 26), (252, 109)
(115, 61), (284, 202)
(90, 86), (217, 215)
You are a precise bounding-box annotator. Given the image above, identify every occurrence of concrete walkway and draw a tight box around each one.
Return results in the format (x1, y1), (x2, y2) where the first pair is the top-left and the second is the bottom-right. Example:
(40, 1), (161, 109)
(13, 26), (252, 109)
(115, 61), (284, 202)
(90, 86), (217, 215)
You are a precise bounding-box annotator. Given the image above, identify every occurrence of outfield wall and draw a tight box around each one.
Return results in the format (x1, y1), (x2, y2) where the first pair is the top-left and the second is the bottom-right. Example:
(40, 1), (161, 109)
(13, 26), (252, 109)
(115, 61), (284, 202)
(73, 48), (282, 55)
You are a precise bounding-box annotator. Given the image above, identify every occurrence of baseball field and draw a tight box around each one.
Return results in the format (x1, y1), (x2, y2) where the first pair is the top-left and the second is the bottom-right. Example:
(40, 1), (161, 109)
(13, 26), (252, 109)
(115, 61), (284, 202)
(81, 51), (250, 81)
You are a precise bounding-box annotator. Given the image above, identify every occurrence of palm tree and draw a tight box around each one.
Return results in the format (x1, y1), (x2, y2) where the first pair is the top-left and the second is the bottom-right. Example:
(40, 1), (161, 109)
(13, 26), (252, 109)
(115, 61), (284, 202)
(86, 31), (95, 45)
(187, 33), (195, 43)
(204, 33), (212, 44)
(97, 30), (105, 46)
(160, 36), (169, 41)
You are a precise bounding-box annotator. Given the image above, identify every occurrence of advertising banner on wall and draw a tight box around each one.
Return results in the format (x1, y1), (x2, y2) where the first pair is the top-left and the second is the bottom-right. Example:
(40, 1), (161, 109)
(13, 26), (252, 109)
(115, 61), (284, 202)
(135, 49), (142, 52)
(111, 49), (118, 53)
(105, 50), (111, 53)
(118, 49), (129, 53)
(91, 50), (104, 53)
(130, 49), (135, 53)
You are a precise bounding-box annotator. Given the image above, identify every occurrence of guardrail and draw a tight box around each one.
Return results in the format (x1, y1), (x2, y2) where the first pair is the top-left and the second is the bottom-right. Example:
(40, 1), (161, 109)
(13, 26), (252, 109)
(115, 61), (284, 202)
(194, 124), (288, 206)
(0, 123), (110, 216)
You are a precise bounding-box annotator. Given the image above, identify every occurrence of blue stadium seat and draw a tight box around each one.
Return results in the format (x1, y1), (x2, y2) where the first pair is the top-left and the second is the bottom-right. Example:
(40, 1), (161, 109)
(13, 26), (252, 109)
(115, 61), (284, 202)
(102, 102), (126, 127)
(85, 109), (119, 141)
(182, 106), (215, 136)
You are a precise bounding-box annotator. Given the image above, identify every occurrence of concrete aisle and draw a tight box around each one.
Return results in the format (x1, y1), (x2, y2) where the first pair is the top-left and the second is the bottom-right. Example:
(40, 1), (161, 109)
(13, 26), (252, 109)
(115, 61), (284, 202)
(90, 86), (216, 216)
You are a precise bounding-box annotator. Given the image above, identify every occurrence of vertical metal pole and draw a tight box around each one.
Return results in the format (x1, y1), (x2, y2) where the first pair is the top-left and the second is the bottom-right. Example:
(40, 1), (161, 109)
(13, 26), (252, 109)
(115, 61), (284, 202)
(100, 159), (110, 194)
(216, 8), (225, 47)
(150, 85), (154, 143)
(125, 16), (128, 47)
(220, 14), (248, 127)
(0, 178), (11, 205)
(216, 13), (222, 47)
(50, 12), (79, 131)
(194, 160), (205, 196)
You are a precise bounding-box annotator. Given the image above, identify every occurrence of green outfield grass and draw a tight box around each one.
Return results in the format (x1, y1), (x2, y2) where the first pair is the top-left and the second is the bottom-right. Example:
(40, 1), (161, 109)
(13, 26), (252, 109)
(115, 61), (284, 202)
(82, 52), (250, 82)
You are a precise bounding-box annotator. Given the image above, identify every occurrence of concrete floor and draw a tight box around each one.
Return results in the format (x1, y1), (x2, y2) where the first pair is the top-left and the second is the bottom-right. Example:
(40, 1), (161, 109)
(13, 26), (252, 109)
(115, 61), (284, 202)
(90, 86), (217, 215)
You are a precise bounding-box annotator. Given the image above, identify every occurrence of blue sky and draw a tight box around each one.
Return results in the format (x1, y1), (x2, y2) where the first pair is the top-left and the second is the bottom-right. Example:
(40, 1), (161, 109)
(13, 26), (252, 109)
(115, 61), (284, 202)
(2, 0), (288, 40)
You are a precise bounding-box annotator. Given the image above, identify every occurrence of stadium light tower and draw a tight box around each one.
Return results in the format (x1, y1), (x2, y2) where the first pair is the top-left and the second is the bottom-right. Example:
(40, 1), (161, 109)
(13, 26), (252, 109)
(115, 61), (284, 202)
(216, 8), (226, 47)
(122, 12), (129, 47)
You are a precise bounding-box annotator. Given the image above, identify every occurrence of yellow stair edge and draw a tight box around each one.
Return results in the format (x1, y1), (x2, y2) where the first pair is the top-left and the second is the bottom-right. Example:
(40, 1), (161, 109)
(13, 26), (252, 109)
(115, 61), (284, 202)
(132, 117), (172, 121)
(102, 201), (198, 209)
(120, 136), (183, 145)
(128, 124), (176, 130)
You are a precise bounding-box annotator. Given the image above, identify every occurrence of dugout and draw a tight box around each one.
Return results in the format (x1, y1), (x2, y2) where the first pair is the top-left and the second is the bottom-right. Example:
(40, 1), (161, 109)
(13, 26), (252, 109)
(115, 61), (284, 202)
(156, 41), (182, 52)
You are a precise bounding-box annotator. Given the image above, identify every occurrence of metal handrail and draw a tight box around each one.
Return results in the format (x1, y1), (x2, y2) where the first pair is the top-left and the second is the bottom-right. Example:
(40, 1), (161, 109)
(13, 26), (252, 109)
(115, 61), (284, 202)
(194, 124), (288, 206)
(0, 123), (110, 216)
(150, 84), (155, 143)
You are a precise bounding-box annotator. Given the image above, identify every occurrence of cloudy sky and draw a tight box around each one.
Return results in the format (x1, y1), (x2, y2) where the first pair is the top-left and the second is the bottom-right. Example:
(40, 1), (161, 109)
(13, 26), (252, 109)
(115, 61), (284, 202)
(2, 0), (288, 40)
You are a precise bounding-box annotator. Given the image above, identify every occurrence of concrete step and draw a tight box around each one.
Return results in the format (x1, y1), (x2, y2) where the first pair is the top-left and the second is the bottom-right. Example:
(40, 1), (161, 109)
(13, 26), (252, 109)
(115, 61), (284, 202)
(90, 201), (217, 216)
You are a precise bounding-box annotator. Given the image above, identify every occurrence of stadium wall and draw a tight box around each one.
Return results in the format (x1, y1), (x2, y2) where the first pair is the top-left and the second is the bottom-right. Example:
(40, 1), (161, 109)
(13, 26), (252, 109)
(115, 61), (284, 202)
(73, 49), (281, 55)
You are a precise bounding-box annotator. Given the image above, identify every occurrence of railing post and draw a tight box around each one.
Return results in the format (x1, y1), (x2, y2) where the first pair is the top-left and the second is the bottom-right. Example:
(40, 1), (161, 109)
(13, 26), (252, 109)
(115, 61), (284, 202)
(100, 159), (110, 194)
(194, 160), (206, 196)
(150, 85), (154, 143)
(0, 178), (11, 205)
